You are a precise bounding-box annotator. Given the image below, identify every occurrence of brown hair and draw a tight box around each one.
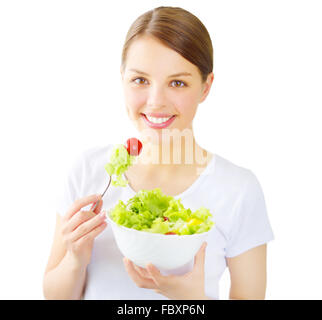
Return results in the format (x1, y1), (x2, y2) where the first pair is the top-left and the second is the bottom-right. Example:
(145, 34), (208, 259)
(121, 6), (213, 83)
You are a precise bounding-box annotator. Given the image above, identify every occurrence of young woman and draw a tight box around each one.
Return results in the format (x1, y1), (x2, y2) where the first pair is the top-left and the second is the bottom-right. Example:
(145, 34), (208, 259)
(43, 6), (274, 300)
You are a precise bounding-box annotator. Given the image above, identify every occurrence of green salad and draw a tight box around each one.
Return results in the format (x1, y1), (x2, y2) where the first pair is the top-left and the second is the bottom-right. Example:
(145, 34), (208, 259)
(110, 188), (214, 235)
(104, 144), (136, 187)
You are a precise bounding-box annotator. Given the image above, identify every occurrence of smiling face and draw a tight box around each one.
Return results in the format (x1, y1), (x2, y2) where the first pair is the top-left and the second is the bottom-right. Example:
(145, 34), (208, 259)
(121, 35), (213, 144)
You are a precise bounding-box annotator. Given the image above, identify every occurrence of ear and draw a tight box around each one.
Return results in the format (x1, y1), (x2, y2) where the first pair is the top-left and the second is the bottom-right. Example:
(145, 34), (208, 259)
(199, 72), (214, 103)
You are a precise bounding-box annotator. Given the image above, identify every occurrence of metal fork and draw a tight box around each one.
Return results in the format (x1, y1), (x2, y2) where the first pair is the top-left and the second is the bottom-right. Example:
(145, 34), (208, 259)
(90, 175), (112, 212)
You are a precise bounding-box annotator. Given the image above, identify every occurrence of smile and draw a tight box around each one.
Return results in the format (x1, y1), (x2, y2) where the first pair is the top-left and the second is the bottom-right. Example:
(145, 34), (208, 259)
(141, 114), (176, 129)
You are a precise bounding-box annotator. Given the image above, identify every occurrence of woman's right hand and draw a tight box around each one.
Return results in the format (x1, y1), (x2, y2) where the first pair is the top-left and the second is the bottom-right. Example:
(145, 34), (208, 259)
(60, 194), (107, 268)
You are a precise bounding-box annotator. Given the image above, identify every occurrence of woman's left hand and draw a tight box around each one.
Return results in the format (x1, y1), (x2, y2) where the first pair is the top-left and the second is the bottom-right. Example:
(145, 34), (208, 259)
(123, 242), (208, 300)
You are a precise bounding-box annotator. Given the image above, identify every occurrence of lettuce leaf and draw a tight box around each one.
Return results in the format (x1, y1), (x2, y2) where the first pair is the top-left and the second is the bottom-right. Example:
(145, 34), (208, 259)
(104, 144), (135, 187)
(110, 188), (214, 235)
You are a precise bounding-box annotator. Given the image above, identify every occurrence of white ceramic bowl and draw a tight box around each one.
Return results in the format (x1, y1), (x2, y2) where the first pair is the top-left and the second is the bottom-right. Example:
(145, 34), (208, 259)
(107, 210), (213, 271)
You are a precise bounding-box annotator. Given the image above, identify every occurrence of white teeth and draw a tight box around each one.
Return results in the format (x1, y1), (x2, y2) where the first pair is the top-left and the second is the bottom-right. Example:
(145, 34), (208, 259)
(146, 115), (172, 124)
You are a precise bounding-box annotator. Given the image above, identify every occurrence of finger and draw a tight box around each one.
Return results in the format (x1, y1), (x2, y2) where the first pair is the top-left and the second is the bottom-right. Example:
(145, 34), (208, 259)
(123, 258), (157, 289)
(76, 220), (107, 244)
(65, 210), (96, 233)
(90, 198), (103, 214)
(193, 242), (207, 272)
(69, 211), (107, 242)
(146, 263), (165, 287)
(134, 265), (153, 279)
(65, 194), (102, 220)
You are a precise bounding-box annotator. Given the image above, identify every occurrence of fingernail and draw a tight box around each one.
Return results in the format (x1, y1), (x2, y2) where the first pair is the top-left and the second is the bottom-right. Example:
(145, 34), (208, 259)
(146, 263), (154, 269)
(99, 211), (107, 219)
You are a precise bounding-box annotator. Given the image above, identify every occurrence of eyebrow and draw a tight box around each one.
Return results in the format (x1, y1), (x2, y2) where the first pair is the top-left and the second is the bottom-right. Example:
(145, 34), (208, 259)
(129, 68), (192, 78)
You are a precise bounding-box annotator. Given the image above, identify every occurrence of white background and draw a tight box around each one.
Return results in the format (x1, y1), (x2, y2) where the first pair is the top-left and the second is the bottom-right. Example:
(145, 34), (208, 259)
(0, 0), (321, 299)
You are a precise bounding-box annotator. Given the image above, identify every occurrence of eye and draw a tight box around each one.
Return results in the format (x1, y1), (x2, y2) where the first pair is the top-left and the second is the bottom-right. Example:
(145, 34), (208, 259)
(132, 77), (148, 85)
(171, 80), (186, 88)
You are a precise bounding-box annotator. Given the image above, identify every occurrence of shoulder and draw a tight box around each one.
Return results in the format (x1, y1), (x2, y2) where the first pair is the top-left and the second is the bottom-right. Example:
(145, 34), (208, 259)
(74, 144), (113, 167)
(213, 154), (259, 196)
(67, 144), (114, 178)
(80, 144), (114, 166)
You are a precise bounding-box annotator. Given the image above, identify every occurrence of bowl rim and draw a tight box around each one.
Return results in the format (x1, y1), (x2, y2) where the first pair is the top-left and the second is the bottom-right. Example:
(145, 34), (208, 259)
(106, 209), (214, 238)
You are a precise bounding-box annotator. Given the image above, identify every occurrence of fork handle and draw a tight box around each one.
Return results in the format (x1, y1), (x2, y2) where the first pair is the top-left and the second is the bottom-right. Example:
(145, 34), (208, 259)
(90, 175), (111, 212)
(90, 199), (100, 212)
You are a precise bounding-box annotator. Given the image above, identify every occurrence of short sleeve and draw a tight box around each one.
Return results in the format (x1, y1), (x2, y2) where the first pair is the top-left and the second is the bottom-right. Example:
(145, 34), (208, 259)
(225, 171), (274, 257)
(55, 153), (84, 217)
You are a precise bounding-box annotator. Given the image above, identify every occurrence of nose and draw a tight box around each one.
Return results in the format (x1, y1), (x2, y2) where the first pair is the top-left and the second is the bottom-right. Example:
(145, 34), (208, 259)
(146, 84), (167, 109)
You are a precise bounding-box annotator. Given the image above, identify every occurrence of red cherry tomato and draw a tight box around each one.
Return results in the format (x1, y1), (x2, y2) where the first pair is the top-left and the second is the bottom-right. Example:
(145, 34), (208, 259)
(165, 232), (177, 235)
(125, 138), (143, 156)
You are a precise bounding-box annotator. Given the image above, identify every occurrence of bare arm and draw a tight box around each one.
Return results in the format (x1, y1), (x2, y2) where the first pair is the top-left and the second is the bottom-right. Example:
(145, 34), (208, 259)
(43, 214), (87, 300)
(43, 194), (106, 300)
(226, 244), (267, 300)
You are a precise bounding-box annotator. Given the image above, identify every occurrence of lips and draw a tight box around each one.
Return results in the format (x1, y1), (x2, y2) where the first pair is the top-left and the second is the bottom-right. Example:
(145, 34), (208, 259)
(141, 113), (176, 129)
(145, 113), (173, 118)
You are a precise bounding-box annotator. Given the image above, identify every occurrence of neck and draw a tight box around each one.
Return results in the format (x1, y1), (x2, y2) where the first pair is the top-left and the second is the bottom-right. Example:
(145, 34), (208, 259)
(133, 136), (210, 172)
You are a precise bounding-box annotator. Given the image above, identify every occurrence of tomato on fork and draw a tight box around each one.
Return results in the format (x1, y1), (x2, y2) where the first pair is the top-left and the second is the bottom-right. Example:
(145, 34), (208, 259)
(125, 137), (143, 156)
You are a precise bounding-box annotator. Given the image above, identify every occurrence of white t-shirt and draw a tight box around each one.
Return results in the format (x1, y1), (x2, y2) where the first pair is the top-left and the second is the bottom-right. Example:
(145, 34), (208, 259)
(56, 144), (274, 300)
